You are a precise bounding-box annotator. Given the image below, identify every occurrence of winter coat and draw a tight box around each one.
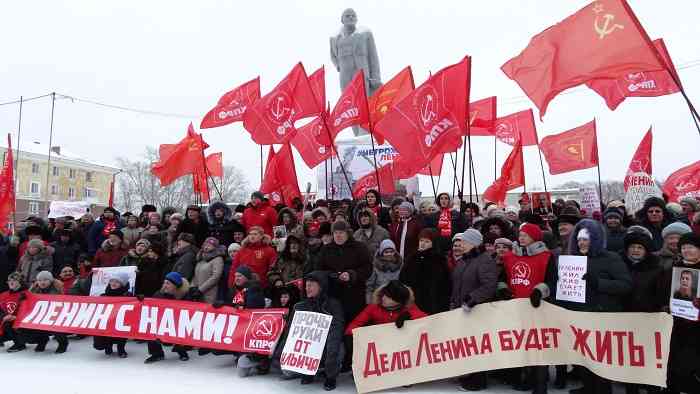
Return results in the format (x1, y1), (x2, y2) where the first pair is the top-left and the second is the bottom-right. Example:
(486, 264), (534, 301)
(60, 277), (76, 294)
(267, 241), (309, 286)
(604, 226), (626, 253)
(561, 219), (633, 312)
(50, 240), (80, 274)
(619, 253), (665, 312)
(353, 209), (390, 257)
(292, 271), (344, 380)
(634, 198), (672, 252)
(87, 217), (122, 256)
(169, 244), (199, 281)
(346, 284), (427, 335)
(399, 247), (451, 314)
(389, 217), (423, 259)
(152, 278), (202, 302)
(277, 207), (305, 242)
(659, 246), (682, 271)
(241, 201), (277, 236)
(0, 287), (28, 319)
(450, 250), (499, 309)
(119, 249), (148, 267)
(191, 248), (225, 304)
(30, 280), (62, 295)
(426, 207), (468, 252)
(121, 226), (143, 248)
(207, 201), (241, 247)
(93, 240), (128, 268)
(177, 217), (210, 248)
(365, 253), (403, 304)
(19, 249), (53, 284)
(134, 256), (165, 297)
(230, 234), (277, 289)
(224, 279), (265, 309)
(316, 238), (372, 321)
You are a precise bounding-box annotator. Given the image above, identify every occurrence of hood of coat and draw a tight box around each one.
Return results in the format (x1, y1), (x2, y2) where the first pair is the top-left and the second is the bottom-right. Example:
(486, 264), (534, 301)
(208, 201), (232, 223)
(241, 233), (272, 248)
(373, 253), (403, 273)
(277, 207), (299, 227)
(355, 207), (377, 228)
(196, 246), (225, 262)
(371, 281), (415, 306)
(568, 219), (606, 257)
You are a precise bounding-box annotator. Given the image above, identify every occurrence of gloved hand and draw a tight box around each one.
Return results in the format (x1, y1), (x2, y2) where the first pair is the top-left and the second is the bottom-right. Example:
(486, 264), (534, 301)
(136, 294), (145, 302)
(18, 292), (26, 301)
(530, 289), (543, 308)
(395, 311), (411, 329)
(495, 286), (513, 301)
(212, 300), (224, 309)
(461, 295), (475, 313)
(693, 298), (700, 310)
(582, 273), (598, 290)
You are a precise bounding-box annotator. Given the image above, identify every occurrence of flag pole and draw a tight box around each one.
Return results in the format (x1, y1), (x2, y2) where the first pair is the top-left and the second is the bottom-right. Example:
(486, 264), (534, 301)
(324, 159), (328, 199)
(460, 135), (468, 205)
(44, 92), (56, 219)
(330, 154), (334, 200)
(13, 96), (22, 230)
(493, 136), (497, 182)
(320, 114), (353, 199)
(469, 154), (479, 203)
(364, 83), (383, 200)
(260, 145), (264, 185)
(536, 144), (548, 192)
(428, 165), (437, 199)
(467, 124), (475, 204)
(594, 121), (604, 206)
(449, 153), (462, 200)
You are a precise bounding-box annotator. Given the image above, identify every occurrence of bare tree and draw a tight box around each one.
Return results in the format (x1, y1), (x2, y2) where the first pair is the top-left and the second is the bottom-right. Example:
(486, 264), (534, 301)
(554, 180), (625, 203)
(114, 147), (250, 211)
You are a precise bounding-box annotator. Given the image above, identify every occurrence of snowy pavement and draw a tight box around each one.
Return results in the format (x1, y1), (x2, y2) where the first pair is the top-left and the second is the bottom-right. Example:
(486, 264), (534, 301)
(0, 337), (593, 393)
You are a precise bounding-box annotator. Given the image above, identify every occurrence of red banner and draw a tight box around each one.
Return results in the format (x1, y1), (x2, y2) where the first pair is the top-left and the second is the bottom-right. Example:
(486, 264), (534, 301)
(492, 109), (538, 146)
(15, 293), (286, 355)
(200, 77), (261, 129)
(663, 160), (700, 203)
(540, 120), (599, 175)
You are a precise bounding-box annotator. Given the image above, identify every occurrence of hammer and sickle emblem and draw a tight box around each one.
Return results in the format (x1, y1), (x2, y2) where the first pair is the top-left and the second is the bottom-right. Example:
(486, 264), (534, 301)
(420, 94), (436, 126)
(594, 14), (624, 39)
(566, 146), (579, 155)
(270, 96), (289, 121)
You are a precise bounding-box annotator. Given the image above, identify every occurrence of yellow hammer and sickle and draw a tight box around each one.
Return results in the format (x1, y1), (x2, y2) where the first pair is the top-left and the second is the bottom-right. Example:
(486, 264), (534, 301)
(594, 14), (624, 39)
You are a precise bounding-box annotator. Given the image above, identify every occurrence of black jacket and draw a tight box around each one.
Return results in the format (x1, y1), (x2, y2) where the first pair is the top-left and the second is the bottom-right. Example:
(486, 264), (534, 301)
(50, 240), (80, 275)
(177, 218), (210, 248)
(400, 247), (451, 314)
(207, 201), (241, 247)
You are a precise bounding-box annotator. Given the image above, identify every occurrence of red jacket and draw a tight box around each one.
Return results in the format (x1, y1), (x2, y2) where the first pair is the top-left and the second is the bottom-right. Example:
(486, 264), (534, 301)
(93, 243), (128, 268)
(60, 277), (76, 294)
(229, 236), (277, 289)
(502, 246), (552, 299)
(241, 202), (278, 236)
(345, 303), (427, 335)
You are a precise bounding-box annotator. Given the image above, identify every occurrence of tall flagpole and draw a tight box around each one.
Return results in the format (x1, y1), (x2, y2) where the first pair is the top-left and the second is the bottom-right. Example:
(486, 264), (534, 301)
(493, 136), (497, 181)
(44, 93), (56, 219)
(363, 72), (383, 200)
(14, 96), (23, 213)
(260, 145), (264, 185)
(594, 119), (604, 205)
(536, 144), (548, 192)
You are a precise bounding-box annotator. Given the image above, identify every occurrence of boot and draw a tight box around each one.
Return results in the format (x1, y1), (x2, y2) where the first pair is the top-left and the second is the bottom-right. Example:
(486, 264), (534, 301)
(323, 378), (337, 391)
(34, 340), (48, 352)
(555, 366), (567, 389)
(300, 376), (314, 385)
(117, 343), (127, 358)
(7, 343), (26, 353)
(104, 346), (113, 356)
(55, 336), (68, 354)
(144, 355), (164, 364)
(178, 351), (189, 361)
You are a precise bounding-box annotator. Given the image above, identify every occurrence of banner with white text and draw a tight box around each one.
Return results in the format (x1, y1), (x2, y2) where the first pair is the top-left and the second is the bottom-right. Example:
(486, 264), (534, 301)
(352, 299), (672, 393)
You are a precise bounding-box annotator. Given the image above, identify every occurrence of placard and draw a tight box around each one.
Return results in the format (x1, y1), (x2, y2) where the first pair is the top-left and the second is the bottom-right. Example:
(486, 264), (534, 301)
(669, 266), (699, 321)
(89, 266), (137, 296)
(556, 255), (587, 303)
(280, 311), (333, 375)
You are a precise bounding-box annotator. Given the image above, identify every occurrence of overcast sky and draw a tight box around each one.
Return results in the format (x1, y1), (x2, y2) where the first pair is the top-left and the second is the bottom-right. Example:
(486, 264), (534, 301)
(1, 0), (699, 197)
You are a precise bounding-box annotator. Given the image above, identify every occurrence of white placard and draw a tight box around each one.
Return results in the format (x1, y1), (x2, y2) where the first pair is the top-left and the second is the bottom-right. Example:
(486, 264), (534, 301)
(48, 201), (91, 219)
(670, 267), (699, 321)
(89, 266), (137, 296)
(280, 311), (333, 375)
(556, 255), (587, 303)
(579, 185), (600, 217)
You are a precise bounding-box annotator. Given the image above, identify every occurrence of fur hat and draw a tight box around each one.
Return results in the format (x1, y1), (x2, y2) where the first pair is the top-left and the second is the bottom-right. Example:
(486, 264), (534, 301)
(135, 238), (151, 249)
(203, 237), (220, 248)
(558, 206), (582, 226)
(228, 242), (241, 254)
(7, 271), (23, 286)
(627, 225), (654, 241)
(25, 225), (43, 237)
(177, 232), (196, 245)
(331, 220), (350, 233)
(520, 223), (543, 242)
(141, 204), (157, 213)
(109, 229), (124, 241)
(36, 271), (54, 282)
(679, 232), (700, 250)
(624, 231), (653, 252)
(662, 222), (692, 239)
(165, 272), (183, 288)
(319, 222), (332, 237)
(381, 280), (410, 306)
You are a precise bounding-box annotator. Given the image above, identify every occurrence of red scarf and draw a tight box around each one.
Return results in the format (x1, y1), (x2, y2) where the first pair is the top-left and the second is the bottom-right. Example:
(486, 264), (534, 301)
(437, 208), (452, 237)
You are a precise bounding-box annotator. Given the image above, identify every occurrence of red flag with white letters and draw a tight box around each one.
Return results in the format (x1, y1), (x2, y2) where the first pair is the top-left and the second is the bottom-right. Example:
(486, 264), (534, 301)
(291, 117), (335, 169)
(492, 109), (538, 146)
(200, 77), (260, 129)
(352, 165), (396, 199)
(328, 70), (370, 141)
(663, 161), (700, 203)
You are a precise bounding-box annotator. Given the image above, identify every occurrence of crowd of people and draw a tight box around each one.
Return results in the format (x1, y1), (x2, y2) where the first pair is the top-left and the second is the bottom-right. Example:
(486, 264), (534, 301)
(1, 189), (699, 394)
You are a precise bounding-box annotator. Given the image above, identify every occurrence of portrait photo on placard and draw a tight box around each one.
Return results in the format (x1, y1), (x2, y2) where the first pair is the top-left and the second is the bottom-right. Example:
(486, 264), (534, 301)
(670, 267), (699, 321)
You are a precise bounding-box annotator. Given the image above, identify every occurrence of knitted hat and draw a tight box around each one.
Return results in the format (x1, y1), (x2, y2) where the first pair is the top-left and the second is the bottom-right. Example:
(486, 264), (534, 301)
(679, 232), (700, 250)
(251, 191), (265, 201)
(381, 280), (410, 305)
(7, 271), (23, 286)
(520, 223), (543, 242)
(319, 222), (332, 237)
(331, 220), (350, 233)
(505, 206), (519, 215)
(27, 238), (45, 250)
(36, 271), (54, 282)
(109, 229), (124, 241)
(109, 272), (130, 287)
(418, 228), (438, 242)
(398, 201), (414, 214)
(495, 238), (513, 248)
(177, 232), (196, 245)
(165, 272), (183, 288)
(680, 197), (700, 212)
(203, 237), (220, 248)
(377, 239), (396, 255)
(135, 238), (151, 249)
(624, 231), (653, 252)
(558, 206), (582, 226)
(662, 222), (692, 239)
(461, 229), (483, 247)
(228, 242), (241, 254)
(603, 207), (623, 221)
(235, 265), (253, 280)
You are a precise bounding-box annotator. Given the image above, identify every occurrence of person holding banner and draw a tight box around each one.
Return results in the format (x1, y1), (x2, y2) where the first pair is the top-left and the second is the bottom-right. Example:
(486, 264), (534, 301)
(345, 280), (426, 334)
(0, 272), (28, 348)
(92, 272), (132, 358)
(93, 230), (128, 268)
(291, 271), (345, 391)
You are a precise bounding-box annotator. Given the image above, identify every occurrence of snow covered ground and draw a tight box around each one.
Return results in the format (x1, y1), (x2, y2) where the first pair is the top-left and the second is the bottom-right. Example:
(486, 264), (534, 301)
(0, 337), (604, 393)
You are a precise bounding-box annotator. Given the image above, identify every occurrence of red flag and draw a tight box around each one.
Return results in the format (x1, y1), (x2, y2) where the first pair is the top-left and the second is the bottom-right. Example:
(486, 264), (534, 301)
(540, 120), (599, 175)
(483, 141), (524, 205)
(151, 123), (209, 186)
(501, 0), (665, 118)
(108, 180), (114, 208)
(364, 66), (415, 144)
(206, 153), (223, 177)
(352, 165), (396, 199)
(417, 153), (444, 176)
(200, 77), (260, 129)
(260, 144), (301, 206)
(492, 109), (538, 146)
(328, 70), (370, 140)
(243, 63), (321, 144)
(291, 117), (334, 169)
(192, 153), (223, 201)
(193, 167), (210, 201)
(625, 127), (653, 189)
(468, 96), (497, 136)
(586, 38), (681, 110)
(623, 128), (662, 212)
(375, 57), (470, 169)
(308, 67), (326, 109)
(663, 161), (700, 203)
(0, 134), (15, 233)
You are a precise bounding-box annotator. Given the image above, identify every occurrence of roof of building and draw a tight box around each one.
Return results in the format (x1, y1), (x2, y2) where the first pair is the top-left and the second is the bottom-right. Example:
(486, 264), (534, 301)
(0, 141), (121, 173)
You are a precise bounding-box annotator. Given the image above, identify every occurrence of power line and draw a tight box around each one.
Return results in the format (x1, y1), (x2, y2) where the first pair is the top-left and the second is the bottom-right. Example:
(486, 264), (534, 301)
(0, 93), (54, 107)
(55, 93), (196, 119)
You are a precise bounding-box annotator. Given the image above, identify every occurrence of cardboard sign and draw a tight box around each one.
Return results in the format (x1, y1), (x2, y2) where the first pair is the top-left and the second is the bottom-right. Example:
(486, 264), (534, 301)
(669, 266), (699, 321)
(579, 185), (601, 217)
(48, 201), (91, 219)
(280, 311), (333, 375)
(556, 256), (587, 303)
(89, 266), (137, 296)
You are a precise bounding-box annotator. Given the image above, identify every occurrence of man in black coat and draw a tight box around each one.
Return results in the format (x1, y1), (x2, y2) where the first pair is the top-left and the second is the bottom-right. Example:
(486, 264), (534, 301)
(176, 205), (209, 247)
(207, 201), (240, 248)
